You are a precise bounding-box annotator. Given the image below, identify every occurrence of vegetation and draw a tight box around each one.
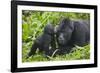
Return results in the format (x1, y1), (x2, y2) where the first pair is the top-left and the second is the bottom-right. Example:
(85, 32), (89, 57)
(22, 10), (90, 62)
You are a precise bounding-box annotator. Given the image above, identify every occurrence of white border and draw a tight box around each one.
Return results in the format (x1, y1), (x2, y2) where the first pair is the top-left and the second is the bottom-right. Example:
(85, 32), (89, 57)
(17, 5), (94, 68)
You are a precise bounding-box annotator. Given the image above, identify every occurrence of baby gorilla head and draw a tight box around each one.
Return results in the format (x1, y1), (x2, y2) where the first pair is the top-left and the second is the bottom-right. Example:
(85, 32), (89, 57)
(44, 24), (55, 35)
(56, 18), (74, 45)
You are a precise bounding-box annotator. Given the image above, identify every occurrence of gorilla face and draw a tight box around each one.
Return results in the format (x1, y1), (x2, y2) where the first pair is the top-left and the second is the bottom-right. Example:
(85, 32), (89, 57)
(57, 27), (73, 45)
(56, 18), (74, 45)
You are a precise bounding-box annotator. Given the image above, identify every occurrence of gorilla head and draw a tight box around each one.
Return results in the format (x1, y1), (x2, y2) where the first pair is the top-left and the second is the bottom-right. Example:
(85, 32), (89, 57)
(44, 24), (55, 35)
(56, 18), (74, 45)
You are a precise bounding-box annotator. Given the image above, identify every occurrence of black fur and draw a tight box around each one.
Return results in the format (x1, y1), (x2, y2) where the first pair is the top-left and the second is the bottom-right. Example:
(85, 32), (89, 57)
(55, 18), (90, 55)
(27, 24), (55, 58)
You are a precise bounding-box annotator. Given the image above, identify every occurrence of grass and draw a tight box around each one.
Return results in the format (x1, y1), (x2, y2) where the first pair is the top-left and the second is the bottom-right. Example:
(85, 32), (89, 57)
(22, 44), (90, 62)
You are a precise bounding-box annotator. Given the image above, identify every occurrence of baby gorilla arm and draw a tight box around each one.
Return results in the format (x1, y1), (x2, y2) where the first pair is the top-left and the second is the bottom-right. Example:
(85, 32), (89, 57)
(26, 41), (38, 59)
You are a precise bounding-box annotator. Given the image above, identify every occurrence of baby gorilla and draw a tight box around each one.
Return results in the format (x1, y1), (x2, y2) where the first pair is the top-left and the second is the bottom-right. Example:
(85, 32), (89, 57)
(26, 24), (55, 58)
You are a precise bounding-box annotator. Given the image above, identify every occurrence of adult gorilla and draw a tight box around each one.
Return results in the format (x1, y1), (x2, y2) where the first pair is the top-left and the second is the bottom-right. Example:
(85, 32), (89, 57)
(55, 18), (90, 55)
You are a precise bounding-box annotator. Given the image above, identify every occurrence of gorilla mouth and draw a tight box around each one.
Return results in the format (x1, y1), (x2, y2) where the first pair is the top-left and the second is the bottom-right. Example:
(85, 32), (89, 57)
(58, 40), (66, 45)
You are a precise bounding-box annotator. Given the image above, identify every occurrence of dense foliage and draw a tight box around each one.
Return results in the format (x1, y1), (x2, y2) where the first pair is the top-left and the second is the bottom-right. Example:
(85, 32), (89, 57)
(22, 10), (90, 62)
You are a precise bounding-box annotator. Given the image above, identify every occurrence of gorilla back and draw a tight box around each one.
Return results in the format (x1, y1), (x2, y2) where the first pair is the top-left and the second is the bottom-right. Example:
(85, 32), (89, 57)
(71, 19), (90, 46)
